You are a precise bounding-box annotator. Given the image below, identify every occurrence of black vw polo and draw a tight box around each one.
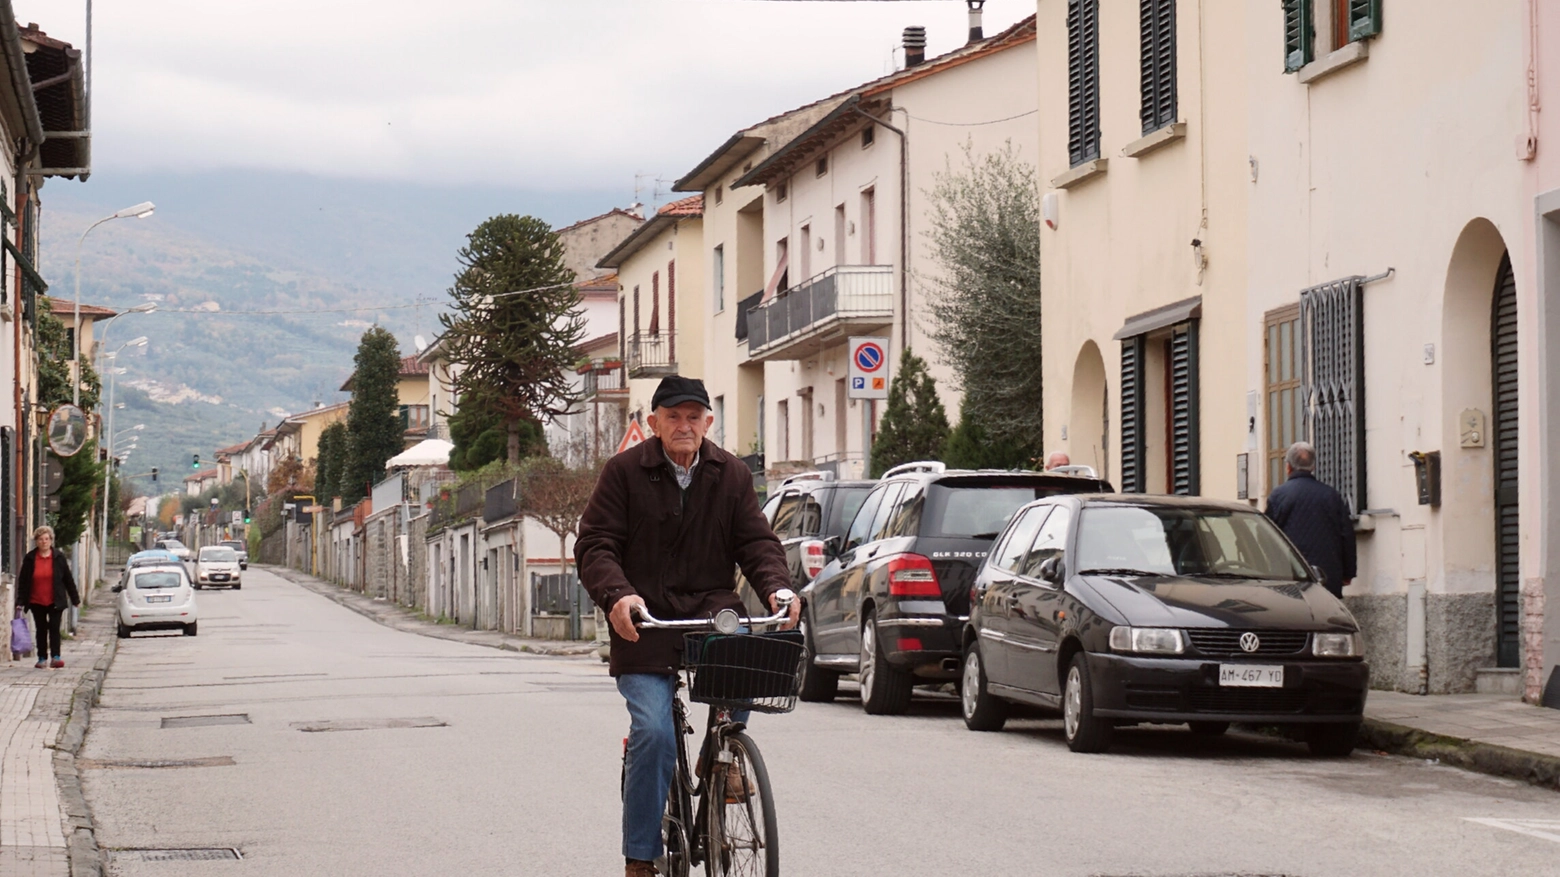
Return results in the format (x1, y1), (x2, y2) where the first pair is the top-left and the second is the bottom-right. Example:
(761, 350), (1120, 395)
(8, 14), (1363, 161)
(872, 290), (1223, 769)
(960, 494), (1370, 756)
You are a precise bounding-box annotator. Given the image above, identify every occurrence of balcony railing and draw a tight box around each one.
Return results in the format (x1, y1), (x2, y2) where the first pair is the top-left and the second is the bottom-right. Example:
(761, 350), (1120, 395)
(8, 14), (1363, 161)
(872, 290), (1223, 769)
(745, 265), (893, 360)
(581, 361), (628, 401)
(627, 332), (677, 378)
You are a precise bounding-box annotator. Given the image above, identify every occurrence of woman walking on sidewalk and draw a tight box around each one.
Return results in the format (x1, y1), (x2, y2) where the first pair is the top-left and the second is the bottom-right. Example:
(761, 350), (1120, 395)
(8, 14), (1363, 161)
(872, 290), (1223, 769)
(18, 526), (80, 669)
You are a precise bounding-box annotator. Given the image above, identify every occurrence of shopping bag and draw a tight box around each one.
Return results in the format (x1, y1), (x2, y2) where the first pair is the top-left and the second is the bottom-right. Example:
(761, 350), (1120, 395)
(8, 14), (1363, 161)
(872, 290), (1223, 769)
(11, 615), (33, 655)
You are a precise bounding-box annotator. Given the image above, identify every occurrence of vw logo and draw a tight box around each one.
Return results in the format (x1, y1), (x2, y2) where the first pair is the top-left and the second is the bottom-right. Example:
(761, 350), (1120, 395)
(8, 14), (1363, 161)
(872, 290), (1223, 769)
(1239, 632), (1261, 653)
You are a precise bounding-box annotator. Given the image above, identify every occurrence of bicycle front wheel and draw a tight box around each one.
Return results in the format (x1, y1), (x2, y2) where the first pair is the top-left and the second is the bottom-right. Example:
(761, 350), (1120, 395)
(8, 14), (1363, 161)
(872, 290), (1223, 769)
(705, 731), (778, 877)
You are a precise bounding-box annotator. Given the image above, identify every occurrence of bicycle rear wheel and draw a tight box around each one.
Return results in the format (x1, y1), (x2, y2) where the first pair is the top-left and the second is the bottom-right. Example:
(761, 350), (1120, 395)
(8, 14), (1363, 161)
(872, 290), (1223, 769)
(705, 732), (778, 877)
(660, 780), (692, 877)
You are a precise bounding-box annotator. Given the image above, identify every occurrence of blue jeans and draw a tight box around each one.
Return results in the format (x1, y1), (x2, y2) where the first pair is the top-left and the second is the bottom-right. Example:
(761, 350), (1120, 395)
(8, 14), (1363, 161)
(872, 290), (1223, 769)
(617, 673), (751, 862)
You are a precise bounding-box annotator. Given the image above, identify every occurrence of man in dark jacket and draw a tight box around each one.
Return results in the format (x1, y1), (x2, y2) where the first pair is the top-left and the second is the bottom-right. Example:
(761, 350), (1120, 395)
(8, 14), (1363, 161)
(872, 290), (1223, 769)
(576, 376), (794, 877)
(1265, 442), (1356, 597)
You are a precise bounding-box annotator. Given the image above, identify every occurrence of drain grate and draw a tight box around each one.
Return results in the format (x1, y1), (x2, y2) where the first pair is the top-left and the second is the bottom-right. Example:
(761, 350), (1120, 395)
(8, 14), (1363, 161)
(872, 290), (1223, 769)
(292, 716), (446, 733)
(161, 713), (251, 729)
(113, 848), (242, 862)
(78, 756), (235, 770)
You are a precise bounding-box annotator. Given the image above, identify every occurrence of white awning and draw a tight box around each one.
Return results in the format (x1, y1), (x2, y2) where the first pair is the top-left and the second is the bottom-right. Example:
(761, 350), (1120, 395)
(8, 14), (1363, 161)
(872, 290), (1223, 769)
(385, 439), (453, 469)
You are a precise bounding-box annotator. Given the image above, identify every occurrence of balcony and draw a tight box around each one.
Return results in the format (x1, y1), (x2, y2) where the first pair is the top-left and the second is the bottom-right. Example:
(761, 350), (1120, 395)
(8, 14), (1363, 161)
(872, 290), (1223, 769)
(745, 265), (893, 361)
(581, 360), (628, 403)
(626, 332), (677, 379)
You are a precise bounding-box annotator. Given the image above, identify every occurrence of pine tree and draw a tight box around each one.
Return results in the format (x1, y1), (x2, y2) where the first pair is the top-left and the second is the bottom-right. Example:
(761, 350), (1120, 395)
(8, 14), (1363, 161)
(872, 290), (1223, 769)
(315, 421), (349, 502)
(448, 406), (542, 472)
(869, 350), (950, 477)
(438, 215), (582, 464)
(50, 440), (103, 547)
(343, 327), (403, 501)
(942, 408), (1037, 471)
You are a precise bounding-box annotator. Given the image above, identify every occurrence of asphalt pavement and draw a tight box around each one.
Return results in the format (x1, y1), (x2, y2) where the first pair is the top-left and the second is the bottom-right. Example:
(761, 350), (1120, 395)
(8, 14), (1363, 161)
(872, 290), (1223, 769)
(78, 566), (1560, 876)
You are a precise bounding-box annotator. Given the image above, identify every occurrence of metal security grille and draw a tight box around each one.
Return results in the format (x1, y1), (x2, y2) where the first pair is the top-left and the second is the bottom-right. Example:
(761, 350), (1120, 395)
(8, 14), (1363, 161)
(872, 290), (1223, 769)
(1300, 277), (1366, 515)
(1168, 323), (1199, 495)
(1492, 254), (1521, 668)
(1139, 0), (1177, 134)
(1119, 337), (1146, 493)
(1067, 0), (1101, 166)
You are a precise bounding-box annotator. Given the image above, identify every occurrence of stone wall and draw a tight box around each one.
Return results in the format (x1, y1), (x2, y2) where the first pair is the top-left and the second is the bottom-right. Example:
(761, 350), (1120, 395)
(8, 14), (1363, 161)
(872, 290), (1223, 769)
(1347, 591), (1496, 694)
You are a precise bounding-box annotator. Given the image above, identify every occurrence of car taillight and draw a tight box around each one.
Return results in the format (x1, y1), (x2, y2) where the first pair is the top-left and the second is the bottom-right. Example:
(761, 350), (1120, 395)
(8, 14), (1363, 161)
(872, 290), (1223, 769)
(887, 553), (942, 597)
(800, 540), (827, 579)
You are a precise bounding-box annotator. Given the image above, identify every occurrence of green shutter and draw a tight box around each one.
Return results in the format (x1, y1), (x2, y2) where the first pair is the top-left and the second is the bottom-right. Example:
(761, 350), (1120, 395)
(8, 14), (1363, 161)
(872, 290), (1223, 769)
(1283, 0), (1314, 73)
(1119, 337), (1146, 493)
(1348, 0), (1382, 41)
(1169, 322), (1200, 496)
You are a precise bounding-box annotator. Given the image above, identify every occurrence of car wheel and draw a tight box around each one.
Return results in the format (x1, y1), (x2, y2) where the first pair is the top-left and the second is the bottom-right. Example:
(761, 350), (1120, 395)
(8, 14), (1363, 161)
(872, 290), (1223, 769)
(960, 643), (1008, 732)
(1189, 721), (1230, 736)
(193, 583), (203, 590)
(1306, 722), (1359, 757)
(797, 619), (839, 703)
(1062, 653), (1113, 753)
(233, 583), (242, 590)
(859, 610), (912, 715)
(184, 622), (198, 637)
(116, 621), (130, 639)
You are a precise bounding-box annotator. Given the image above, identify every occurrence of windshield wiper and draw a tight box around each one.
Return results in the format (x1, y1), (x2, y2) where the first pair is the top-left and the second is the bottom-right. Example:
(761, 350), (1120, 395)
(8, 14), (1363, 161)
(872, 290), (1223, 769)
(1078, 568), (1164, 577)
(967, 531), (1002, 540)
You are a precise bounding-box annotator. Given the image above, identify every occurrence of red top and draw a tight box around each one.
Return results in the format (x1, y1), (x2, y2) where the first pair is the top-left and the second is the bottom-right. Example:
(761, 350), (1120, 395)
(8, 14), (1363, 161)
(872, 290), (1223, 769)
(30, 552), (54, 607)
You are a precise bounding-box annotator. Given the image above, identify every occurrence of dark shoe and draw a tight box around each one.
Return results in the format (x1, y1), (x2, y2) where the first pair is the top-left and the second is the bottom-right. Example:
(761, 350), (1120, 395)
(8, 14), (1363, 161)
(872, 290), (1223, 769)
(50, 658), (63, 669)
(625, 860), (659, 876)
(723, 764), (755, 804)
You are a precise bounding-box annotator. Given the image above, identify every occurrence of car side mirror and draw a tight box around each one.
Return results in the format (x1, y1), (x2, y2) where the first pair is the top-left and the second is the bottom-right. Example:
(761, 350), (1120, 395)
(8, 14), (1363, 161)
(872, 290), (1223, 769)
(1038, 556), (1064, 585)
(823, 534), (843, 558)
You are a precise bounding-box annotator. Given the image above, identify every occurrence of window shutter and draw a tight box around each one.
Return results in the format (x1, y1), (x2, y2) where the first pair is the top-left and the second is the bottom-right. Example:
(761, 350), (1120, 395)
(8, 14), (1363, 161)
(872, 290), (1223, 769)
(1119, 337), (1146, 493)
(1068, 0), (1101, 166)
(1282, 0), (1314, 73)
(1300, 276), (1366, 515)
(1, 426), (11, 570)
(1347, 0), (1382, 41)
(1139, 0), (1177, 135)
(1169, 322), (1200, 495)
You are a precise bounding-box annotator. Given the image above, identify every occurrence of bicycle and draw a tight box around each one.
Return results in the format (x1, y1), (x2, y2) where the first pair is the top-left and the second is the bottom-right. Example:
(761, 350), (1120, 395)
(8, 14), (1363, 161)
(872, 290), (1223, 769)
(629, 599), (804, 877)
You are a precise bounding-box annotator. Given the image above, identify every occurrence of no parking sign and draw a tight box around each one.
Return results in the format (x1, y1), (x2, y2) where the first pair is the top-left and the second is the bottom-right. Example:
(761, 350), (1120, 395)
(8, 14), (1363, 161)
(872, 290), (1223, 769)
(847, 336), (890, 400)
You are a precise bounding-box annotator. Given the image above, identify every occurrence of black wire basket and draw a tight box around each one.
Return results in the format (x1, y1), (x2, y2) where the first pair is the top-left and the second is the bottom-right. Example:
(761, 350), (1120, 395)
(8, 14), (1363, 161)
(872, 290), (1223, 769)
(683, 631), (805, 714)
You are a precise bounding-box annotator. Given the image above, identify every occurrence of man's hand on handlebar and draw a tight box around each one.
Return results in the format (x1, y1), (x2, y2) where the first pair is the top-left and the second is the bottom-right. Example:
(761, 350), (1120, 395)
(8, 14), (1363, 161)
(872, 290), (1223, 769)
(610, 594), (647, 643)
(771, 589), (800, 631)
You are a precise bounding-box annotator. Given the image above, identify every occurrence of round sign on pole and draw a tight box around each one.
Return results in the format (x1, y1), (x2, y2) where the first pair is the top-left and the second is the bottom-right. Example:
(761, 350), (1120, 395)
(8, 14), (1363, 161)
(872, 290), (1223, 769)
(853, 341), (885, 373)
(46, 404), (88, 457)
(42, 455), (64, 495)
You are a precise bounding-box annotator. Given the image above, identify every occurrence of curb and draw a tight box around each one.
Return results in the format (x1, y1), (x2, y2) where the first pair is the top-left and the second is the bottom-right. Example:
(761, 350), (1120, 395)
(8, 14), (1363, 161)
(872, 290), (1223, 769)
(53, 605), (117, 877)
(1359, 717), (1560, 792)
(264, 565), (602, 658)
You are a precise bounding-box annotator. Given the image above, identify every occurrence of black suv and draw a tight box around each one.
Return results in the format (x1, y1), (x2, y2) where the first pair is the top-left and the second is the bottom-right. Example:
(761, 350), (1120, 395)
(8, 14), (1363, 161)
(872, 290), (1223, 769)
(737, 473), (875, 615)
(799, 462), (1111, 713)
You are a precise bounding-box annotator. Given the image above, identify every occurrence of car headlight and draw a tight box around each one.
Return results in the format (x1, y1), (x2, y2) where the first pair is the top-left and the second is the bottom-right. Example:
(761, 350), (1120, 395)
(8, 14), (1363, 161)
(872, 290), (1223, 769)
(1108, 626), (1185, 655)
(1313, 632), (1362, 657)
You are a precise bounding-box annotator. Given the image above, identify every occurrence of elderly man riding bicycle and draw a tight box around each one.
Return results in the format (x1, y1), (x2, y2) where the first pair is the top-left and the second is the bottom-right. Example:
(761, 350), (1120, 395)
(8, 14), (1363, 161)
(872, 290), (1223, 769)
(577, 375), (799, 877)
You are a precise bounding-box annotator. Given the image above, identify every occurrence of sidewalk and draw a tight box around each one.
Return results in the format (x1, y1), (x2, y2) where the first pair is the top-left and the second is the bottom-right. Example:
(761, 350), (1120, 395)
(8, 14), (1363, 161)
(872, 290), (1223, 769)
(267, 565), (604, 658)
(0, 600), (114, 877)
(1363, 690), (1560, 792)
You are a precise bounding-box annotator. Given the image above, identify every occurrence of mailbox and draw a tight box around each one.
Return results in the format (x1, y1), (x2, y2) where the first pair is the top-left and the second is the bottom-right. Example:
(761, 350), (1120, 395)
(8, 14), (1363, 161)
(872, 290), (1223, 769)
(1409, 451), (1441, 507)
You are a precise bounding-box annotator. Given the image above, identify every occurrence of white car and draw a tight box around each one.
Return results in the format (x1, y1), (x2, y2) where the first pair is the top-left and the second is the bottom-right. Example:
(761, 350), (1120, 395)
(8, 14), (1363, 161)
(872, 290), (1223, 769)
(115, 564), (198, 638)
(195, 546), (243, 589)
(155, 539), (193, 562)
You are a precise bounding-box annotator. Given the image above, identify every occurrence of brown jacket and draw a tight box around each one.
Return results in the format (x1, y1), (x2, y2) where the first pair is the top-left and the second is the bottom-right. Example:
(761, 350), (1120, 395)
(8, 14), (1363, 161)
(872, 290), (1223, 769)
(576, 436), (789, 676)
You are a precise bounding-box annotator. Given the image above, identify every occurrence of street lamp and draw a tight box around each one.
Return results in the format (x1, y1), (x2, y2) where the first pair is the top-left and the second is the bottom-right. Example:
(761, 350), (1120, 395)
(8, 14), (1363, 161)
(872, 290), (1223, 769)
(74, 204), (155, 406)
(97, 336), (147, 577)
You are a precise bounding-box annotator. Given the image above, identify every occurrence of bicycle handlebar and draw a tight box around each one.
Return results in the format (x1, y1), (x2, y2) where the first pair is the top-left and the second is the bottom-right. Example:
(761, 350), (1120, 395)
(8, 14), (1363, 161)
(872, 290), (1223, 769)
(632, 591), (796, 632)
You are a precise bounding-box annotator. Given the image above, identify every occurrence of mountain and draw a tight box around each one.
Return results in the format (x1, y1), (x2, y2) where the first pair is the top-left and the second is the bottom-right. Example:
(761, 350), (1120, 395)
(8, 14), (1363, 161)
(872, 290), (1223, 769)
(36, 169), (623, 489)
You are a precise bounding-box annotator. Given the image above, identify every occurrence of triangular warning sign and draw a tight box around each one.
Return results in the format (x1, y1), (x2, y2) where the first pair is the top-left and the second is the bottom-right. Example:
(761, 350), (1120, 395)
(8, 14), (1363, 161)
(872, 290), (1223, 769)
(617, 419), (647, 455)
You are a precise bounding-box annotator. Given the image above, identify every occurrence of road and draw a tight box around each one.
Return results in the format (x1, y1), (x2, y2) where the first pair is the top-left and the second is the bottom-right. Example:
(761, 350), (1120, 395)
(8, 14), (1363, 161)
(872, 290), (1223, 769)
(81, 566), (1560, 876)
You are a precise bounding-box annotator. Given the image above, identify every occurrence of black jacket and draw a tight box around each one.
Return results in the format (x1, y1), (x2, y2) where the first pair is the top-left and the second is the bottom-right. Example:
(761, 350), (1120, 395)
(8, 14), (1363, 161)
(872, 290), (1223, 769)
(576, 437), (790, 676)
(1265, 472), (1357, 596)
(18, 548), (81, 609)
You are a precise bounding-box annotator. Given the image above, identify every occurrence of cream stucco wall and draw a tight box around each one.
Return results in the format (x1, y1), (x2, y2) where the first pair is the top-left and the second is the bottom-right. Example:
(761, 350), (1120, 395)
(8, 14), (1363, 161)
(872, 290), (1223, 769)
(699, 166), (768, 457)
(614, 218), (705, 425)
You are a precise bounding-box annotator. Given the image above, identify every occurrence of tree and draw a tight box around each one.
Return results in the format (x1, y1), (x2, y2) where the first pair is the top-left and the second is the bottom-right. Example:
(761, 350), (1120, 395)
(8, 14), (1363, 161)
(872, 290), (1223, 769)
(51, 440), (103, 547)
(448, 405), (543, 472)
(266, 455), (315, 496)
(942, 408), (1036, 471)
(869, 350), (950, 477)
(316, 421), (350, 502)
(922, 142), (1044, 458)
(36, 296), (101, 411)
(438, 215), (582, 464)
(517, 454), (602, 581)
(344, 327), (403, 501)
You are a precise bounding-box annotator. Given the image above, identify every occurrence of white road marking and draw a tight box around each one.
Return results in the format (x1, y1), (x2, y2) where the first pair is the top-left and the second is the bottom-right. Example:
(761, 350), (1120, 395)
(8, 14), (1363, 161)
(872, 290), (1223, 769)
(1465, 818), (1560, 845)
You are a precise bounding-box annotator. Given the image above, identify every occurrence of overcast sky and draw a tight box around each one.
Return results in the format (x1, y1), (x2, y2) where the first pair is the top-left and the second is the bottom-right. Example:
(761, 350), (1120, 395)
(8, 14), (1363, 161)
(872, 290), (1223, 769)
(15, 0), (1033, 191)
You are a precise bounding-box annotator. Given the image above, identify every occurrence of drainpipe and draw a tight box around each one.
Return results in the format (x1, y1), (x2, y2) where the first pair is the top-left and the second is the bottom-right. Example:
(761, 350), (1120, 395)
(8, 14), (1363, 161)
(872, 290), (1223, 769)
(852, 105), (911, 348)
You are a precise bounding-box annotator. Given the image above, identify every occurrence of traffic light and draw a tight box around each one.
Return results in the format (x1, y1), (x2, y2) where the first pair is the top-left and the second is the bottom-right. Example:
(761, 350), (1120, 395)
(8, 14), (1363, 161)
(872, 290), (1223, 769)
(192, 453), (200, 469)
(150, 467), (158, 482)
(243, 510), (251, 524)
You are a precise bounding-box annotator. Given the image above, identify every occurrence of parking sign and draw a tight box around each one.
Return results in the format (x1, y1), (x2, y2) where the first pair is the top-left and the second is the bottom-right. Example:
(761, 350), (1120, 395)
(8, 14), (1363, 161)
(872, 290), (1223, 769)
(847, 337), (889, 400)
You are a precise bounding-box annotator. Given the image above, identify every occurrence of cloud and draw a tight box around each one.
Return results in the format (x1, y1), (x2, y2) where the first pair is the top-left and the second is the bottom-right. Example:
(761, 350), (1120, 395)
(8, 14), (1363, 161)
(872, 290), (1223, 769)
(15, 0), (1033, 188)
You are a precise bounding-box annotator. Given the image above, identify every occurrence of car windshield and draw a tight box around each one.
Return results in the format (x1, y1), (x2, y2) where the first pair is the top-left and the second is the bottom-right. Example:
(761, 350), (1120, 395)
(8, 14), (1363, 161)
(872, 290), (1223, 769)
(133, 571), (183, 590)
(922, 484), (1068, 539)
(130, 553), (176, 567)
(1075, 506), (1313, 580)
(221, 542), (244, 551)
(200, 548), (237, 562)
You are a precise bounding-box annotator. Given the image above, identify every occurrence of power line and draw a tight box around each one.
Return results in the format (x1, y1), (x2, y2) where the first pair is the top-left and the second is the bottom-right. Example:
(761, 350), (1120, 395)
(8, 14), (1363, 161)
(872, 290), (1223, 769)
(903, 108), (1038, 126)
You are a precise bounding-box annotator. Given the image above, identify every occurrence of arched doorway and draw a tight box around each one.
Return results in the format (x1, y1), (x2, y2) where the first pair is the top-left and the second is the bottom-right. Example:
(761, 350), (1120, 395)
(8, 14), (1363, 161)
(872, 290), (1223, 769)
(1070, 342), (1108, 480)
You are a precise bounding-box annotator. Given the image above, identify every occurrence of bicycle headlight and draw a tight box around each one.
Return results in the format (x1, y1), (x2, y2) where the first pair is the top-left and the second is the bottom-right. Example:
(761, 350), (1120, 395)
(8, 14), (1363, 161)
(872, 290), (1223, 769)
(714, 608), (741, 635)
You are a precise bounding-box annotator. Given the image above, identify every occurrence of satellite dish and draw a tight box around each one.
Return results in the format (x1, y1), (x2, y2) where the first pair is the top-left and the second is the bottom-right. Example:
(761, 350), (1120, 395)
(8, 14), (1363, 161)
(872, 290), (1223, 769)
(414, 335), (428, 353)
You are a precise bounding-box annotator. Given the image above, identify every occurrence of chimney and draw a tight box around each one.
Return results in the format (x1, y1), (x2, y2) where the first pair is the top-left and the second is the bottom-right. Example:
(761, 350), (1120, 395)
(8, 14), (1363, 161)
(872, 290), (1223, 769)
(967, 1), (986, 43)
(903, 26), (927, 68)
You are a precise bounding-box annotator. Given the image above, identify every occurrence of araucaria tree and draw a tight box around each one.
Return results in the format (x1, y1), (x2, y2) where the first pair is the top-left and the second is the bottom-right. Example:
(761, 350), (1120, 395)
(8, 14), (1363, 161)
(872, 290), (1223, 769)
(923, 142), (1044, 466)
(439, 215), (582, 464)
(869, 350), (950, 477)
(344, 327), (403, 501)
(315, 421), (350, 502)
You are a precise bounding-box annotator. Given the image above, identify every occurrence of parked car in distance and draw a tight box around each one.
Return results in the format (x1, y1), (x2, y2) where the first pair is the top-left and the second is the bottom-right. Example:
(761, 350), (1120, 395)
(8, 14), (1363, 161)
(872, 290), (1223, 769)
(959, 494), (1369, 756)
(113, 564), (197, 637)
(220, 539), (249, 569)
(154, 539), (192, 562)
(737, 472), (875, 615)
(799, 461), (1112, 713)
(194, 546), (243, 589)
